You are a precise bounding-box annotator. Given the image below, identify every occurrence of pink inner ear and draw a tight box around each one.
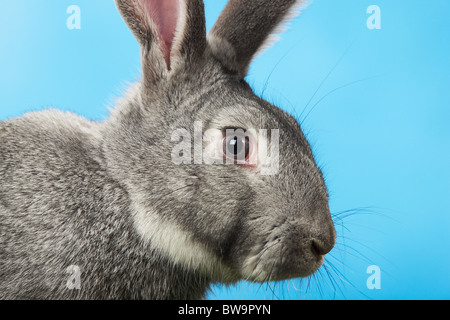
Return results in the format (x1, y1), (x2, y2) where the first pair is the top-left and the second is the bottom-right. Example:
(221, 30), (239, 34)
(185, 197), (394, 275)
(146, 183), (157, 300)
(141, 0), (180, 69)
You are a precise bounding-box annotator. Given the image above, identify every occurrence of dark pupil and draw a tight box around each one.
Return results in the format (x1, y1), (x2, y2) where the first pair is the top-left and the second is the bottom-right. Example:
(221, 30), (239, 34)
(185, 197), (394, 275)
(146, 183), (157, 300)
(225, 136), (250, 160)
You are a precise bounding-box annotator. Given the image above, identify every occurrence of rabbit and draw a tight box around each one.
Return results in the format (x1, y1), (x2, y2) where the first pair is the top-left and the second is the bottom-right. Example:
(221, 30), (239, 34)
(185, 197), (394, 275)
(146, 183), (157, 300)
(0, 0), (336, 300)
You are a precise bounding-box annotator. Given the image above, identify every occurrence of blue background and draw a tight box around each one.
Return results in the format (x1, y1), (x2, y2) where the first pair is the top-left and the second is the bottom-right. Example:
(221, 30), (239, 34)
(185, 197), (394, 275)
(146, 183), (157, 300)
(1, 0), (449, 300)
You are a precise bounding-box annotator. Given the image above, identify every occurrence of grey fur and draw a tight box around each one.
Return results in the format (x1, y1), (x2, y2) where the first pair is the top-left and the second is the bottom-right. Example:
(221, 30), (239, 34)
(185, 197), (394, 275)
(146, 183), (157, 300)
(0, 0), (335, 300)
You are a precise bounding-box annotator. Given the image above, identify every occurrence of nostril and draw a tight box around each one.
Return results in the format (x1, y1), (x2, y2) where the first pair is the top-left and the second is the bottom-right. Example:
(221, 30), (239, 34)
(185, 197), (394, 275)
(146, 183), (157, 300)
(310, 240), (323, 257)
(308, 224), (336, 257)
(310, 239), (331, 257)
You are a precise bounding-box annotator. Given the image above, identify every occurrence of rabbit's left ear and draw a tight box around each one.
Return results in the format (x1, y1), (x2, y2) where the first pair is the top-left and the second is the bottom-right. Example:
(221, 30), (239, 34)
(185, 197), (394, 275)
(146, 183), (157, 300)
(115, 0), (207, 82)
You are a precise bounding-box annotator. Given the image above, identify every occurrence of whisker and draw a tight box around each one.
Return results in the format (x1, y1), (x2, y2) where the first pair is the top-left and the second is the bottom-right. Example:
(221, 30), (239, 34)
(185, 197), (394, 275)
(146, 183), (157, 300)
(321, 263), (340, 299)
(265, 245), (287, 300)
(254, 239), (282, 270)
(301, 74), (384, 125)
(325, 258), (372, 299)
(261, 39), (304, 98)
(299, 41), (355, 123)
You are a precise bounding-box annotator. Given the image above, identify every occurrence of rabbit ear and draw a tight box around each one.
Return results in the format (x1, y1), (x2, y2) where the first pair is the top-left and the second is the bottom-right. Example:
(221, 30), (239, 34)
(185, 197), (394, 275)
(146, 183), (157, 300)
(208, 0), (305, 78)
(115, 0), (207, 82)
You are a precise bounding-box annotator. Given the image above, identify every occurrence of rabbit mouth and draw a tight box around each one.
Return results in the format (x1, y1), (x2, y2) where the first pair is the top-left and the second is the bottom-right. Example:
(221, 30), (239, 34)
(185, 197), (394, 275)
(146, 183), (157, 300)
(239, 239), (325, 282)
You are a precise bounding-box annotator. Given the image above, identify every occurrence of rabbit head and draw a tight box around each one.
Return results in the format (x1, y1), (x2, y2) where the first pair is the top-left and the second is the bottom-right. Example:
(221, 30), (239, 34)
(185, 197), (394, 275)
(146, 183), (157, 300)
(105, 0), (335, 284)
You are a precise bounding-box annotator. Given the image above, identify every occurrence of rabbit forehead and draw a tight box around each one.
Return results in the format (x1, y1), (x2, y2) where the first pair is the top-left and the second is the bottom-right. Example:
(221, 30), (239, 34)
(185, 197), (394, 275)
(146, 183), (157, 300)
(207, 104), (265, 130)
(192, 86), (286, 131)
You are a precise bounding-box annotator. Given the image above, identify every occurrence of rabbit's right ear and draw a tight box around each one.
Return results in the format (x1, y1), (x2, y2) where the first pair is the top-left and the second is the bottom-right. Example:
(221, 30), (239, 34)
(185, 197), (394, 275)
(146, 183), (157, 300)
(115, 0), (207, 84)
(209, 0), (305, 78)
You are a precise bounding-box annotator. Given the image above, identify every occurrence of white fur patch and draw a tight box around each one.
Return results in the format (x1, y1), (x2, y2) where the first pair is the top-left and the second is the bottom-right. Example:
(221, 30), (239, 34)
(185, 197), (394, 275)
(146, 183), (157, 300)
(130, 199), (239, 283)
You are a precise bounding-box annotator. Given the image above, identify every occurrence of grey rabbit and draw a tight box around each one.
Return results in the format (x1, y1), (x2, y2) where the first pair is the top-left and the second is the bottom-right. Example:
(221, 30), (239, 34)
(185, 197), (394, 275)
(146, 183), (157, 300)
(0, 0), (336, 300)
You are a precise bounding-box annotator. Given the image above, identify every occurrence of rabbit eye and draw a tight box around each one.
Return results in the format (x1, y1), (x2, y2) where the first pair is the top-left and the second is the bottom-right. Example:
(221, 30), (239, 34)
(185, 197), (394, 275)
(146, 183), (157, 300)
(220, 129), (256, 165)
(223, 135), (250, 161)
